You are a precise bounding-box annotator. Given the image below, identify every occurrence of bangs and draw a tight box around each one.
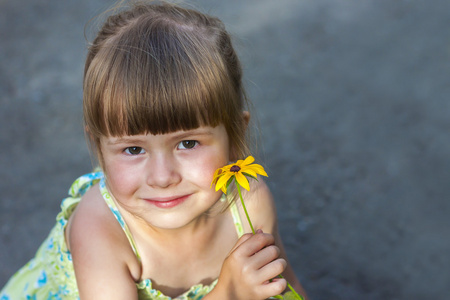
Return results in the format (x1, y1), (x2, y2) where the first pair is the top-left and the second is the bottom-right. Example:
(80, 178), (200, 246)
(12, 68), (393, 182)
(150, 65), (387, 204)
(83, 16), (240, 138)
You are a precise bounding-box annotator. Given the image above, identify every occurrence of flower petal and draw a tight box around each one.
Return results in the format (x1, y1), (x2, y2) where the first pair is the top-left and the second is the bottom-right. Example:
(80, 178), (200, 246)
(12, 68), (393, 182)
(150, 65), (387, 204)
(210, 169), (224, 187)
(235, 159), (245, 167)
(242, 156), (255, 166)
(246, 164), (268, 177)
(235, 172), (250, 191)
(221, 164), (232, 172)
(212, 168), (222, 178)
(221, 185), (227, 194)
(240, 168), (258, 178)
(215, 173), (233, 192)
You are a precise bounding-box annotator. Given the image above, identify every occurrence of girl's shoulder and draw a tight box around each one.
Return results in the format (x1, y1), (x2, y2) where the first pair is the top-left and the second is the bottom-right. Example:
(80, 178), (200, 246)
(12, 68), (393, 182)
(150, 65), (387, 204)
(238, 179), (278, 234)
(66, 184), (115, 251)
(66, 184), (142, 287)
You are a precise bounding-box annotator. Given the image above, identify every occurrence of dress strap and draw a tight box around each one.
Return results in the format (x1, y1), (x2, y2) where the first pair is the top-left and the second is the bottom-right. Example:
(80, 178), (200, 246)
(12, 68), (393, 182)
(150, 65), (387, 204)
(229, 199), (245, 237)
(59, 172), (104, 220)
(68, 171), (104, 198)
(99, 177), (141, 261)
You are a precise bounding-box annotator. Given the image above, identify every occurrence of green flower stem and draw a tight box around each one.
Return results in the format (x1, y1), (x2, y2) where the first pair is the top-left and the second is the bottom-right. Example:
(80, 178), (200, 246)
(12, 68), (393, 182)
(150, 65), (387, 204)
(236, 183), (255, 234)
(235, 181), (303, 300)
(281, 277), (303, 300)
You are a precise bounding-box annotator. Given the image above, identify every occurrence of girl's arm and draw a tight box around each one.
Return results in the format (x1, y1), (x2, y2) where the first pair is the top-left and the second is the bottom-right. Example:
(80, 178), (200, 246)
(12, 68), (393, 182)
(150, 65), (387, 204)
(205, 180), (309, 300)
(237, 179), (310, 299)
(67, 186), (139, 300)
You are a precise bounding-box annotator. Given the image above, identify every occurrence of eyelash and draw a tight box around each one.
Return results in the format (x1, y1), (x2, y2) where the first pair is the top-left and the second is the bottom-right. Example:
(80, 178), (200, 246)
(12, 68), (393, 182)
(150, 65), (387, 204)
(123, 140), (198, 155)
(177, 140), (198, 150)
(124, 147), (145, 155)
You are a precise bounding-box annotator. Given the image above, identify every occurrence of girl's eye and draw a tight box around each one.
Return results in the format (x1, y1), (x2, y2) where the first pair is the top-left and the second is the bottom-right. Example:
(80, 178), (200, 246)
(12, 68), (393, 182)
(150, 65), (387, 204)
(124, 147), (145, 155)
(178, 140), (198, 150)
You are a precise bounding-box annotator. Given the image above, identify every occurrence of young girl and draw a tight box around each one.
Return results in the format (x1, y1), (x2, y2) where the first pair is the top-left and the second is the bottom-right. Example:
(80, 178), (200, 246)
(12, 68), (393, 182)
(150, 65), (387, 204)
(1, 1), (308, 299)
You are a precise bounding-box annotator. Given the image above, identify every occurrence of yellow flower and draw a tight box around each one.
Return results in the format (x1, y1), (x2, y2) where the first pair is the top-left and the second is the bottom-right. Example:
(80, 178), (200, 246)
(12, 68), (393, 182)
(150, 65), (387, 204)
(211, 156), (268, 194)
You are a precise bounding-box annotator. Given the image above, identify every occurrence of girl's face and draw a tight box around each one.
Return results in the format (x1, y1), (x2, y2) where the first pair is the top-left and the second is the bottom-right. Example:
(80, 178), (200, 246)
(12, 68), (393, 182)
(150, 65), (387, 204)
(100, 124), (230, 230)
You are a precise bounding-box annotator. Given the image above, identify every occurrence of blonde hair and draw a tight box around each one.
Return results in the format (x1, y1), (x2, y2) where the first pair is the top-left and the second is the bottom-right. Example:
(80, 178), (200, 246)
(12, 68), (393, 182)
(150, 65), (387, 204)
(83, 1), (250, 165)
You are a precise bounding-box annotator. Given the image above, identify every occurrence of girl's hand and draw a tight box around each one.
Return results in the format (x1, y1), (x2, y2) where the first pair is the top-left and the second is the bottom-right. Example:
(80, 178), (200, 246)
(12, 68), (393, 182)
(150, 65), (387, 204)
(210, 230), (287, 300)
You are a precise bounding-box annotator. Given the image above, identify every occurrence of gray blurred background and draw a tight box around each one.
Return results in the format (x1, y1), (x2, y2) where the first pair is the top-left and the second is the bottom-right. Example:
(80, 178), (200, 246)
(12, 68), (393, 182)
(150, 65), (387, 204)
(1, 0), (449, 299)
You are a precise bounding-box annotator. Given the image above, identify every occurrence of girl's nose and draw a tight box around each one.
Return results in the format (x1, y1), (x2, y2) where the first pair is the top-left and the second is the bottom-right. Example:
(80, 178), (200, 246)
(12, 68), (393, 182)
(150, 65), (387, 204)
(145, 153), (181, 188)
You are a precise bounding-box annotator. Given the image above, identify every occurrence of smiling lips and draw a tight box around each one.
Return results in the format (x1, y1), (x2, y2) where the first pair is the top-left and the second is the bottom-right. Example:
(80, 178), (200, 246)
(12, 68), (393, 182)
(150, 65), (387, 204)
(144, 195), (191, 208)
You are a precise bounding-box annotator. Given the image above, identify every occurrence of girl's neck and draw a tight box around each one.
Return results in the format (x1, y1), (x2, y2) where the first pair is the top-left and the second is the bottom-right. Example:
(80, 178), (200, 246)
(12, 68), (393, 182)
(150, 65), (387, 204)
(146, 214), (218, 245)
(122, 204), (227, 254)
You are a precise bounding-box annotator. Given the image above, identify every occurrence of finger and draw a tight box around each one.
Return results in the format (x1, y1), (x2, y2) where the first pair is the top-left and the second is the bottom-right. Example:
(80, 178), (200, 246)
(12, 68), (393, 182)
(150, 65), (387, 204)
(263, 276), (287, 297)
(249, 244), (281, 270)
(253, 276), (287, 299)
(239, 232), (275, 257)
(256, 258), (287, 285)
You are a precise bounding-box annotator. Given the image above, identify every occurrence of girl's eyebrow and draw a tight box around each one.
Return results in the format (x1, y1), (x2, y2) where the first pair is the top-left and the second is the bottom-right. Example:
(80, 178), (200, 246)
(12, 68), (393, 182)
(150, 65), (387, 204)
(171, 128), (214, 139)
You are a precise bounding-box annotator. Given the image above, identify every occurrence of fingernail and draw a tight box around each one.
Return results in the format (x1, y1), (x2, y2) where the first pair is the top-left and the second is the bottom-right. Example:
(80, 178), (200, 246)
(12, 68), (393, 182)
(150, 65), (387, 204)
(256, 229), (263, 233)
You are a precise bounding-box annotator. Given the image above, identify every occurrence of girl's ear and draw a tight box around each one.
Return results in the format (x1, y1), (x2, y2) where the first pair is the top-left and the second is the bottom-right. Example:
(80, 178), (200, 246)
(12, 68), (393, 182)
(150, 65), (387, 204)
(243, 111), (250, 128)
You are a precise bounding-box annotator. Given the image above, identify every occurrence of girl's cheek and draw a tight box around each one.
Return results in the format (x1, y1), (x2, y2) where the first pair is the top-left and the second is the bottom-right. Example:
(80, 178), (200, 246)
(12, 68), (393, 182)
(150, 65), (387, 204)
(103, 158), (135, 188)
(181, 153), (216, 182)
(200, 153), (228, 178)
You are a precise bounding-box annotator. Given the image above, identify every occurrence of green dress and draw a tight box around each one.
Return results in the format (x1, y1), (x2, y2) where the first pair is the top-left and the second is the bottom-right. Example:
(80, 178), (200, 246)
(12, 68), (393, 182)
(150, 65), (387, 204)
(0, 172), (245, 300)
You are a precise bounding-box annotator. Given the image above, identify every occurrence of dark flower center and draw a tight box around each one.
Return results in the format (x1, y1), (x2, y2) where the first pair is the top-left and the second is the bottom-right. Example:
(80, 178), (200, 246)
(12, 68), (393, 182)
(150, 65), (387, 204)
(230, 165), (241, 172)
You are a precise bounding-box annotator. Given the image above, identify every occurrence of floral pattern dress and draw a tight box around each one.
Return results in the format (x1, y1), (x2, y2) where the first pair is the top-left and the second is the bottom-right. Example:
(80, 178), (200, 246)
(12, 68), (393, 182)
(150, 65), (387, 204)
(0, 172), (245, 300)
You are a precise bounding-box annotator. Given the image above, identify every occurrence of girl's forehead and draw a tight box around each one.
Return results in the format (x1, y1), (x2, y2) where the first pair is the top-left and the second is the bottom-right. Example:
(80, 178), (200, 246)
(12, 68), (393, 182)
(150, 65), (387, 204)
(101, 124), (228, 144)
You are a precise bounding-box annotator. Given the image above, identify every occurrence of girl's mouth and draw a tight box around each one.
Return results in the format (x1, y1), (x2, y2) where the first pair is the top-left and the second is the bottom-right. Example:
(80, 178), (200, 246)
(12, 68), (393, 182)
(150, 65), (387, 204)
(144, 194), (190, 208)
